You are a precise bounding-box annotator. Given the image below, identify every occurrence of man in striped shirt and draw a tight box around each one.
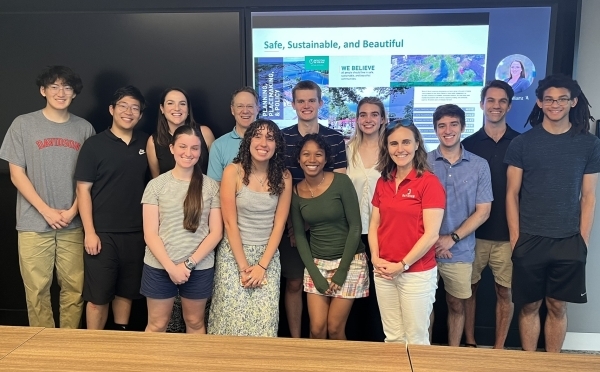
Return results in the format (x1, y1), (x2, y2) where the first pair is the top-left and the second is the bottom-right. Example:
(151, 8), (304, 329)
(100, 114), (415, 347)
(280, 80), (347, 337)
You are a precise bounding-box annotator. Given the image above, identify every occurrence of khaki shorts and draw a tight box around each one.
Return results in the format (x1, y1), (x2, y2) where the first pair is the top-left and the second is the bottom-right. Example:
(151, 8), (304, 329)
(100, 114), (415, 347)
(437, 262), (473, 299)
(471, 239), (512, 288)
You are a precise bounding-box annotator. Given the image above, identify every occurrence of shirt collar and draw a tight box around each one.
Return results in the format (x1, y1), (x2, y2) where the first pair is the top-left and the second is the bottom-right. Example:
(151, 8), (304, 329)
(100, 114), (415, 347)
(504, 124), (520, 139)
(230, 126), (243, 139)
(433, 144), (470, 162)
(104, 128), (140, 143)
(389, 167), (419, 183)
(473, 124), (520, 142)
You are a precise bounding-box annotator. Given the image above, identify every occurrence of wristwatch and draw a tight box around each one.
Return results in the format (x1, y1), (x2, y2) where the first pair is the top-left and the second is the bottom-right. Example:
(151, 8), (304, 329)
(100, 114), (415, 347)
(451, 232), (461, 243)
(401, 260), (410, 271)
(184, 257), (196, 271)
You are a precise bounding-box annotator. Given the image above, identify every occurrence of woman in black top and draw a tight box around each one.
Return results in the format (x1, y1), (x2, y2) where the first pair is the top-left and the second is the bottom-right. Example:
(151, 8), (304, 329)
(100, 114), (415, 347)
(147, 87), (215, 175)
(145, 87), (215, 332)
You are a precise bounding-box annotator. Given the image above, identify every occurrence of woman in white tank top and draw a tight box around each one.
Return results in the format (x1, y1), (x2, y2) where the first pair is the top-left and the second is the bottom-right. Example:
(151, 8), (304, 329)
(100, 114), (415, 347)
(346, 96), (387, 341)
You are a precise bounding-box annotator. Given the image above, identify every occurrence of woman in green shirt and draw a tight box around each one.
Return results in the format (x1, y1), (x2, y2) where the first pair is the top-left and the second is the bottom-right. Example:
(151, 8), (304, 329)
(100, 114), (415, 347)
(291, 133), (369, 340)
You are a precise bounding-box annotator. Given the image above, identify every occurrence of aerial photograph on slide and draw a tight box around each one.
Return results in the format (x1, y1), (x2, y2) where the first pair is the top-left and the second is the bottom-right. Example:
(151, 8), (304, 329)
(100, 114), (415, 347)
(390, 54), (486, 86)
(255, 57), (415, 138)
(255, 57), (330, 124)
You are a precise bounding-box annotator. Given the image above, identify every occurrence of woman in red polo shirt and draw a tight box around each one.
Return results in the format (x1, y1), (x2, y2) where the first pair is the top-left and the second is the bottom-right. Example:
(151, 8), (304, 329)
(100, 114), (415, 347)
(368, 119), (445, 345)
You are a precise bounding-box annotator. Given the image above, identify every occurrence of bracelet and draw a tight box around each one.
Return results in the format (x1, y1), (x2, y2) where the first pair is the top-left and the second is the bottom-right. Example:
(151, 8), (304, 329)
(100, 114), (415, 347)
(257, 263), (267, 270)
(239, 267), (247, 273)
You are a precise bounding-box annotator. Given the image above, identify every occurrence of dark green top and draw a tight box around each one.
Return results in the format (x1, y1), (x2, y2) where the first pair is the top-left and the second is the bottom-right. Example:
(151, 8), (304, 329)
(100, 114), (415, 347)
(291, 172), (365, 293)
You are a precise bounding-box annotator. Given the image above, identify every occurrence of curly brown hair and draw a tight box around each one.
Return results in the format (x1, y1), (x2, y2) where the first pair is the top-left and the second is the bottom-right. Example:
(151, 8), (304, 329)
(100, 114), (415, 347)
(232, 119), (287, 195)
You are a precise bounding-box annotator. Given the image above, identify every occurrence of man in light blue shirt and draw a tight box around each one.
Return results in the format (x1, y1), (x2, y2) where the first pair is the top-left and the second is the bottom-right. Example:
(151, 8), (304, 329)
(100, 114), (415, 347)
(427, 104), (492, 347)
(207, 87), (259, 182)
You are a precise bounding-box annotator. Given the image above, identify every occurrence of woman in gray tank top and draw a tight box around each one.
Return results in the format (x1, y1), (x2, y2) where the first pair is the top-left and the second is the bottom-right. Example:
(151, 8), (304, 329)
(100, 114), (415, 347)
(208, 119), (292, 337)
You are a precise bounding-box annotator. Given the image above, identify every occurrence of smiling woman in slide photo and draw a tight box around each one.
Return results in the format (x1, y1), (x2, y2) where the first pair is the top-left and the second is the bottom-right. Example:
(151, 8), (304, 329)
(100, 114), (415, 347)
(504, 60), (529, 94)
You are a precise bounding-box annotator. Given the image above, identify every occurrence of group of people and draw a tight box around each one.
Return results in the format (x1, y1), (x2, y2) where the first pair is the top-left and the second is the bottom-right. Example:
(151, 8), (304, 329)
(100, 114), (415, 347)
(1, 66), (598, 353)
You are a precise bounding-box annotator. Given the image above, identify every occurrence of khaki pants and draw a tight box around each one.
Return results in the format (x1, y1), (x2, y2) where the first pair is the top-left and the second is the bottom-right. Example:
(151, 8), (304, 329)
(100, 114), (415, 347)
(18, 227), (84, 328)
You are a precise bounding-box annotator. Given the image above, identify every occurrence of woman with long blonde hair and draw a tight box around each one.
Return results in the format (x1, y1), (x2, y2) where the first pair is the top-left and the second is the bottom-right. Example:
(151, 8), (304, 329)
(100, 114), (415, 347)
(346, 96), (387, 341)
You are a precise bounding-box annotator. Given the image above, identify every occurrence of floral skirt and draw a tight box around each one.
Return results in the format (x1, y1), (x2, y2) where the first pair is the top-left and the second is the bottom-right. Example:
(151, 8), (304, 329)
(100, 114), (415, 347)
(207, 237), (281, 337)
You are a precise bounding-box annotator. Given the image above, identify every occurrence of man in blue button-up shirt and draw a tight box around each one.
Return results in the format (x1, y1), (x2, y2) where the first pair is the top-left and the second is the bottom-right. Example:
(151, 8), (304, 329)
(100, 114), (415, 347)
(427, 104), (493, 347)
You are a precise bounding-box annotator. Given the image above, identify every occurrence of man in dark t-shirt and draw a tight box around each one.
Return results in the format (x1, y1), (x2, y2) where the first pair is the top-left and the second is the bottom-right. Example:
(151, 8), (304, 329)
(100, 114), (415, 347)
(280, 80), (347, 338)
(75, 86), (149, 331)
(505, 74), (600, 352)
(462, 80), (518, 349)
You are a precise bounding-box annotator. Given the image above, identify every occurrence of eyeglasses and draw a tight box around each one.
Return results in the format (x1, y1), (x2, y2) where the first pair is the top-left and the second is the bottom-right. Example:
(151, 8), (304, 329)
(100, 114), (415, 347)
(542, 98), (571, 106)
(233, 104), (256, 111)
(386, 118), (413, 130)
(115, 102), (141, 114)
(46, 84), (74, 95)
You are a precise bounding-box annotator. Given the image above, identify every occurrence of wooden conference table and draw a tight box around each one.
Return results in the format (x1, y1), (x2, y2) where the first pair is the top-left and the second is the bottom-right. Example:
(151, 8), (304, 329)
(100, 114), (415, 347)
(0, 326), (43, 359)
(407, 344), (600, 372)
(0, 326), (598, 371)
(0, 326), (410, 371)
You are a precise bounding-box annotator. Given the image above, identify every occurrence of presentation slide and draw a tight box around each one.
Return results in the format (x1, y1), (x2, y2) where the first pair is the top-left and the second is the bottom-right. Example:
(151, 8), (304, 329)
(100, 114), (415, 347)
(252, 7), (552, 149)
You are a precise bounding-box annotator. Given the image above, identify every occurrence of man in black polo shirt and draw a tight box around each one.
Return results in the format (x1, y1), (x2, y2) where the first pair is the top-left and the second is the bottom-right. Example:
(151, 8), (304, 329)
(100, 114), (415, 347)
(461, 80), (518, 348)
(75, 86), (149, 330)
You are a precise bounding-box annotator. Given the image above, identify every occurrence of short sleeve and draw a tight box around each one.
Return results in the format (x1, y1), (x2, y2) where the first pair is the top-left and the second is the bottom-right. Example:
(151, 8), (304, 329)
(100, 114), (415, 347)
(141, 180), (159, 205)
(73, 138), (98, 182)
(421, 174), (446, 209)
(0, 119), (26, 167)
(207, 144), (224, 181)
(584, 138), (600, 174)
(371, 177), (384, 208)
(476, 160), (494, 204)
(504, 135), (524, 169)
(87, 123), (97, 139)
(208, 178), (221, 209)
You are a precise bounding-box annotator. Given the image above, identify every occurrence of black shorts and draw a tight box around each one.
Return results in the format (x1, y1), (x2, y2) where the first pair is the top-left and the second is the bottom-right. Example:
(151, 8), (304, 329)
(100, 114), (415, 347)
(279, 232), (307, 280)
(511, 233), (587, 305)
(83, 231), (146, 305)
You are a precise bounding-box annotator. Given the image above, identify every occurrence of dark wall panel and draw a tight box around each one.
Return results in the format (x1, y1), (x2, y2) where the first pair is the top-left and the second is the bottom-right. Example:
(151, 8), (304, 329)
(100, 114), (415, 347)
(0, 12), (241, 322)
(0, 12), (243, 173)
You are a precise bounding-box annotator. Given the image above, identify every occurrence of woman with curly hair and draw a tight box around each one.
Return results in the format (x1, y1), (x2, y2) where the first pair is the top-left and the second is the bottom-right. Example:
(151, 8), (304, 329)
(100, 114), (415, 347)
(208, 119), (292, 336)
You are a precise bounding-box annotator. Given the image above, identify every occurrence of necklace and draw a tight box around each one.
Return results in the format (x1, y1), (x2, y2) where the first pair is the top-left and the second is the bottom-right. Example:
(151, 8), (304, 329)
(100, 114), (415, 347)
(305, 175), (325, 198)
(252, 173), (266, 188)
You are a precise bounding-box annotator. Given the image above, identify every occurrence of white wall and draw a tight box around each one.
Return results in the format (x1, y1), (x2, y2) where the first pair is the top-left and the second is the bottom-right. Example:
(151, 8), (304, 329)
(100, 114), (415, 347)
(566, 0), (600, 350)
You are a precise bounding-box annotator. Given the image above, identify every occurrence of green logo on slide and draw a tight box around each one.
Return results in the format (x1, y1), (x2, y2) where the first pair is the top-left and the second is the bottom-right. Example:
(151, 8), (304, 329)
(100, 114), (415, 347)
(305, 56), (329, 71)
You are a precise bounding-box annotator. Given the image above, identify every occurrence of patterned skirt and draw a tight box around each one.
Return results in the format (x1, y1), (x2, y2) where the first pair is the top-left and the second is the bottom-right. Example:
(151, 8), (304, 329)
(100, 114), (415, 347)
(207, 237), (281, 337)
(303, 252), (370, 298)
